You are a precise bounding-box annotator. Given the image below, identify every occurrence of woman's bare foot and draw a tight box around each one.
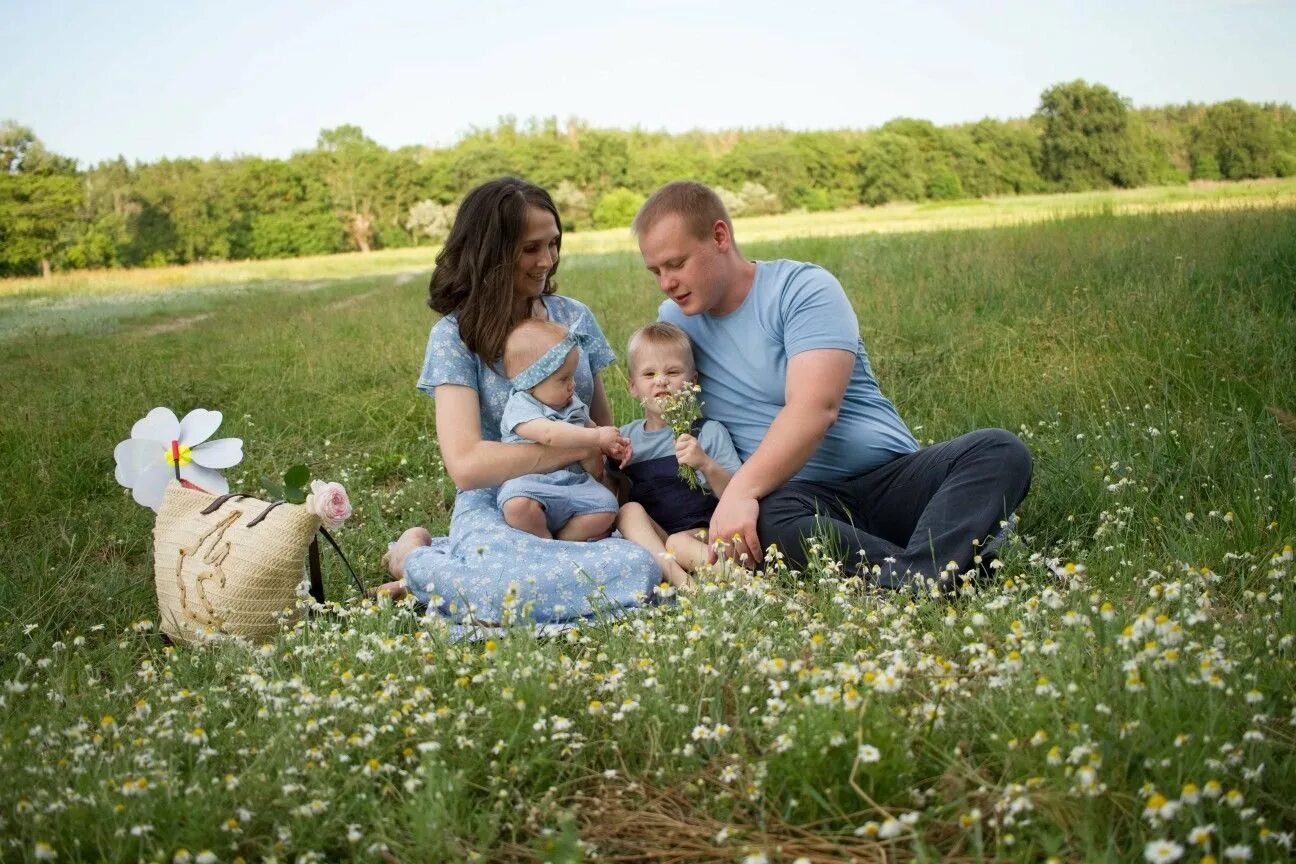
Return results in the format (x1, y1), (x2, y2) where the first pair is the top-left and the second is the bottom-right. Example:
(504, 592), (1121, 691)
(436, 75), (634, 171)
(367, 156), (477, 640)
(374, 527), (432, 600)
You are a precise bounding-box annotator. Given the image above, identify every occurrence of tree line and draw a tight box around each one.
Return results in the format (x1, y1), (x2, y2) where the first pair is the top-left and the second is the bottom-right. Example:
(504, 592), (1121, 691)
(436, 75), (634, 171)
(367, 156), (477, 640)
(3, 80), (1295, 278)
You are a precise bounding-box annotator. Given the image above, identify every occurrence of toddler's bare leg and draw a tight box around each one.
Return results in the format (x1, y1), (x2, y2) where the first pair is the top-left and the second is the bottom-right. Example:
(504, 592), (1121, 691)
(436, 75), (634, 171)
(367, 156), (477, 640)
(667, 530), (712, 573)
(502, 497), (552, 539)
(617, 503), (691, 588)
(555, 510), (616, 542)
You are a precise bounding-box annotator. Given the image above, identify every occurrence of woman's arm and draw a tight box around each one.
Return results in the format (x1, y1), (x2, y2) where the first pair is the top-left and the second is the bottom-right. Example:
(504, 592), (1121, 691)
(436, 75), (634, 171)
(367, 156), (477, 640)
(589, 376), (615, 427)
(435, 385), (594, 490)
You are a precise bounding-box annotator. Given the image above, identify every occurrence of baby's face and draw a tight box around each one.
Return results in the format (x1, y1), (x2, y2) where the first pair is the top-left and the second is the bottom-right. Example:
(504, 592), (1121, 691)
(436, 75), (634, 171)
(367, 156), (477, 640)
(628, 343), (695, 415)
(530, 348), (579, 410)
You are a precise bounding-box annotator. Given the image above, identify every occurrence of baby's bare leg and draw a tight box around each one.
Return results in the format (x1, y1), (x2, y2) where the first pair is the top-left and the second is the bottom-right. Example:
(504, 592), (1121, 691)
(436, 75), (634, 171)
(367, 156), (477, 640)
(502, 497), (552, 539)
(555, 511), (616, 542)
(617, 503), (691, 588)
(667, 530), (711, 572)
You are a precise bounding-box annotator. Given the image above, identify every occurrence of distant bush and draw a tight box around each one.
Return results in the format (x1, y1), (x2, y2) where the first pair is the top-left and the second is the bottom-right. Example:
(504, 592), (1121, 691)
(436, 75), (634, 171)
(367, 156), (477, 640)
(406, 200), (457, 244)
(592, 188), (644, 230)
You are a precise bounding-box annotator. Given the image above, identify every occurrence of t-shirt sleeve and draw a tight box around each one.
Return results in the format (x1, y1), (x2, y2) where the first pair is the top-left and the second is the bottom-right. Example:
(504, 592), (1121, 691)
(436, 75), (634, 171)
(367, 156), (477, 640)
(780, 266), (860, 358)
(417, 316), (478, 396)
(699, 419), (742, 474)
(500, 392), (547, 437)
(572, 301), (616, 375)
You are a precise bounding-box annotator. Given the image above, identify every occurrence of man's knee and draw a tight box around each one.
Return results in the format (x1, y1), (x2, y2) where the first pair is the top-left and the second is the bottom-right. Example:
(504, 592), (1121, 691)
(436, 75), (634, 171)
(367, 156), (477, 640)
(758, 487), (823, 567)
(757, 487), (803, 542)
(974, 428), (1033, 488)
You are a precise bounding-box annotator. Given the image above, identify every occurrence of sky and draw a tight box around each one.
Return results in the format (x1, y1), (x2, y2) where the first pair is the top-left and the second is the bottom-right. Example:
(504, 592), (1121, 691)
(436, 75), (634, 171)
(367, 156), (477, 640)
(3, 0), (1294, 167)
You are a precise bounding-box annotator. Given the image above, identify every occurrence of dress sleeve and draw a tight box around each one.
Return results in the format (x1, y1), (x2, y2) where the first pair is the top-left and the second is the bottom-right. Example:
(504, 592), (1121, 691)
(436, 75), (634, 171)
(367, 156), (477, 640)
(417, 316), (479, 396)
(573, 301), (616, 375)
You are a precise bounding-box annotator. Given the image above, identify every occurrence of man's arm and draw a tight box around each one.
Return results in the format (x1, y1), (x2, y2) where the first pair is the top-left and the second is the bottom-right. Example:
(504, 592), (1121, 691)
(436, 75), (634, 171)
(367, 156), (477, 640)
(707, 348), (855, 565)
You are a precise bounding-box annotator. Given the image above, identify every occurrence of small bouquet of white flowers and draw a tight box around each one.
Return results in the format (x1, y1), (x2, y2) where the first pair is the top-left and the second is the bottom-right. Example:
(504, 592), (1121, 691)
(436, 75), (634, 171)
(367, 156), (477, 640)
(658, 384), (704, 491)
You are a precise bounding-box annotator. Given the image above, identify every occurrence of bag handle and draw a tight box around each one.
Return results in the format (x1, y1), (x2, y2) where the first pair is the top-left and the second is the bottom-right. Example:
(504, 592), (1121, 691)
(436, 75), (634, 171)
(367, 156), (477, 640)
(311, 527), (368, 599)
(201, 492), (367, 601)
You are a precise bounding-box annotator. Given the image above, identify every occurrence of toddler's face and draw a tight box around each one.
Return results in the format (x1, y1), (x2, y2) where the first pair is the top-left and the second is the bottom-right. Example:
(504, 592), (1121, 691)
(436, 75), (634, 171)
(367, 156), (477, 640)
(530, 348), (579, 410)
(628, 343), (695, 415)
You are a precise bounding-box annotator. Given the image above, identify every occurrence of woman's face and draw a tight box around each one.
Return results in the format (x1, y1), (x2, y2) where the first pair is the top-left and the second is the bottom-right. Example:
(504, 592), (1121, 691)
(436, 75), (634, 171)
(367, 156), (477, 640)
(514, 206), (560, 302)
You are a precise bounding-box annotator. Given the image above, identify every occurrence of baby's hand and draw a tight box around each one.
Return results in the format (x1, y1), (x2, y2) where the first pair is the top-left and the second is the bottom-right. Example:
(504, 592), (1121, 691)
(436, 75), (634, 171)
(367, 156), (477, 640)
(594, 426), (620, 451)
(674, 434), (708, 470)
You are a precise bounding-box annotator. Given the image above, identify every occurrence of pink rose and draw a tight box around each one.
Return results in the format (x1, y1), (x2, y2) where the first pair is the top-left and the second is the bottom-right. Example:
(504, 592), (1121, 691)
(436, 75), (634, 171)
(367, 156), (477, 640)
(305, 480), (352, 529)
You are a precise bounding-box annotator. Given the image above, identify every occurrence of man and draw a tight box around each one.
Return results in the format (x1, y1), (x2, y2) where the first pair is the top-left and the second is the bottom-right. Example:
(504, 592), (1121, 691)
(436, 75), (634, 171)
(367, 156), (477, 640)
(632, 181), (1032, 586)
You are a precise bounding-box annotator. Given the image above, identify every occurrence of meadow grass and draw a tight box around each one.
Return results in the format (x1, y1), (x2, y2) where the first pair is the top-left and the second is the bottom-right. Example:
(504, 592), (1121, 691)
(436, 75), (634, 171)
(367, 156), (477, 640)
(2, 176), (1295, 302)
(1, 207), (1294, 862)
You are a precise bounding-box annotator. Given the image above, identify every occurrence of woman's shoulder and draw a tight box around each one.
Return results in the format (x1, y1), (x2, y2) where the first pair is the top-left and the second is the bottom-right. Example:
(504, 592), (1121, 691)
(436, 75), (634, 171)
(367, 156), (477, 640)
(429, 312), (461, 336)
(544, 294), (591, 322)
(426, 313), (471, 353)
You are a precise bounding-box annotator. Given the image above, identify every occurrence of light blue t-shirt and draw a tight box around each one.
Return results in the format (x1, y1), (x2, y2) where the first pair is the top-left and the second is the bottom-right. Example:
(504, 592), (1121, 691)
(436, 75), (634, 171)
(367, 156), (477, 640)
(659, 259), (918, 483)
(619, 418), (742, 493)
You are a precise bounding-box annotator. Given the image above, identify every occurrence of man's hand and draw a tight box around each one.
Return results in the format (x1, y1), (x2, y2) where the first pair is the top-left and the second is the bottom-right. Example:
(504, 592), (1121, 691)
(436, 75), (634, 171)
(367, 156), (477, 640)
(707, 492), (762, 567)
(674, 434), (710, 472)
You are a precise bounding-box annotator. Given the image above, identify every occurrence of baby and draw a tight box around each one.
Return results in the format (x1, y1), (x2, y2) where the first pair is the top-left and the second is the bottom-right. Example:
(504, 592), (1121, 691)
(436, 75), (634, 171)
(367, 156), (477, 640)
(614, 322), (742, 588)
(496, 319), (629, 541)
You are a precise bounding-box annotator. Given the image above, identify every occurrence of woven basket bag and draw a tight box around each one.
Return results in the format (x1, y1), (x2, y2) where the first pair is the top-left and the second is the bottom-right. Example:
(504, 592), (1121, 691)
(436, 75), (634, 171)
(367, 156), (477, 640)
(153, 481), (322, 644)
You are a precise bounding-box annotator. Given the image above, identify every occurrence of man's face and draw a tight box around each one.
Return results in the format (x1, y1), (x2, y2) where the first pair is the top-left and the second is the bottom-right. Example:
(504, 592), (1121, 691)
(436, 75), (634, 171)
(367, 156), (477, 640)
(638, 214), (725, 316)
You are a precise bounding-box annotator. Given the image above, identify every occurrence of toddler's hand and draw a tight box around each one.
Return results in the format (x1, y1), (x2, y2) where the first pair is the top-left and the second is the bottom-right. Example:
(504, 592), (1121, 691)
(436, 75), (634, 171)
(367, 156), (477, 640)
(674, 434), (708, 470)
(582, 452), (606, 480)
(605, 437), (633, 469)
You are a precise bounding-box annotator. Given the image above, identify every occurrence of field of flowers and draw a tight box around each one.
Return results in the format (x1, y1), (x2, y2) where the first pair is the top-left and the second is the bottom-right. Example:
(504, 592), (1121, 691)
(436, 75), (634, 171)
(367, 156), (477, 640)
(2, 207), (1294, 861)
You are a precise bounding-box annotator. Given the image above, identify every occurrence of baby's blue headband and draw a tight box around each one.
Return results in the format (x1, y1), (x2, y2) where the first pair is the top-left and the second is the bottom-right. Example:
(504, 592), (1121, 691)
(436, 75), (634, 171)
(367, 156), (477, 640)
(510, 331), (593, 392)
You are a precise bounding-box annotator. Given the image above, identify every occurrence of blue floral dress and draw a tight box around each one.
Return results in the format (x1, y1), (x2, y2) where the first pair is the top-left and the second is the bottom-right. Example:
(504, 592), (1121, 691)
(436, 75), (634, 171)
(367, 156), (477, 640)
(403, 295), (660, 625)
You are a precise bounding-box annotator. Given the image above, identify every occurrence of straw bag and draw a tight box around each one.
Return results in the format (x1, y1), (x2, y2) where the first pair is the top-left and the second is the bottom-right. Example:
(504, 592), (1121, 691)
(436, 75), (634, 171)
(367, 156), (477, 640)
(153, 481), (363, 644)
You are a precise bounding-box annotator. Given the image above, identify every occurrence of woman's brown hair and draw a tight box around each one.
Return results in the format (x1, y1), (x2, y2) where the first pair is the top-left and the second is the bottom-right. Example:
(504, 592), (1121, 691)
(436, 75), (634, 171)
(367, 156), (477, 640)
(427, 177), (561, 363)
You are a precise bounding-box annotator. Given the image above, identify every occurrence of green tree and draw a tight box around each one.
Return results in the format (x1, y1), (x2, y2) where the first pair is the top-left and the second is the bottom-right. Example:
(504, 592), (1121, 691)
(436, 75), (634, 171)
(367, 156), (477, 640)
(1035, 80), (1148, 190)
(857, 132), (925, 205)
(1191, 100), (1281, 180)
(591, 187), (644, 229)
(0, 122), (82, 277)
(312, 125), (386, 252)
(552, 180), (592, 231)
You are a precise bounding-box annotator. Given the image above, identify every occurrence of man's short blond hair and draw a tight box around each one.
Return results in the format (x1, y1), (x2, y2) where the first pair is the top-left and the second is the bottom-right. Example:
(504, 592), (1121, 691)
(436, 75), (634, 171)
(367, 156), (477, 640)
(631, 180), (733, 242)
(502, 318), (570, 379)
(626, 321), (696, 375)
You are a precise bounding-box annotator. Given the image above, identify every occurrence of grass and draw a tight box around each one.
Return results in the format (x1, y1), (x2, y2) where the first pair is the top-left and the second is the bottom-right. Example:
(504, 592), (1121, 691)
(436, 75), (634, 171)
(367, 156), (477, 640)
(3, 176), (1295, 301)
(1, 206), (1295, 862)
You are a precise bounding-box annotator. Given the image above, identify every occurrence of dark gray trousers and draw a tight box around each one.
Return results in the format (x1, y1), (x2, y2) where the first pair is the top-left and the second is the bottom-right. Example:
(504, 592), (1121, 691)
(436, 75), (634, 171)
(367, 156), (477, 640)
(757, 428), (1032, 587)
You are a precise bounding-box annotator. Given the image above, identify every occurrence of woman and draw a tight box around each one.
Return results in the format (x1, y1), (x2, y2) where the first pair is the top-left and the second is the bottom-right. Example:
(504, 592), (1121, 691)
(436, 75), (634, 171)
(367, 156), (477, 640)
(384, 177), (659, 625)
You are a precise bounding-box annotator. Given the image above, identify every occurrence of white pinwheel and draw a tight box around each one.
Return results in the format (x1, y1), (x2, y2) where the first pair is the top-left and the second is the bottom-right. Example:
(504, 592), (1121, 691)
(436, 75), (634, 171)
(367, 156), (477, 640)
(114, 407), (244, 511)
